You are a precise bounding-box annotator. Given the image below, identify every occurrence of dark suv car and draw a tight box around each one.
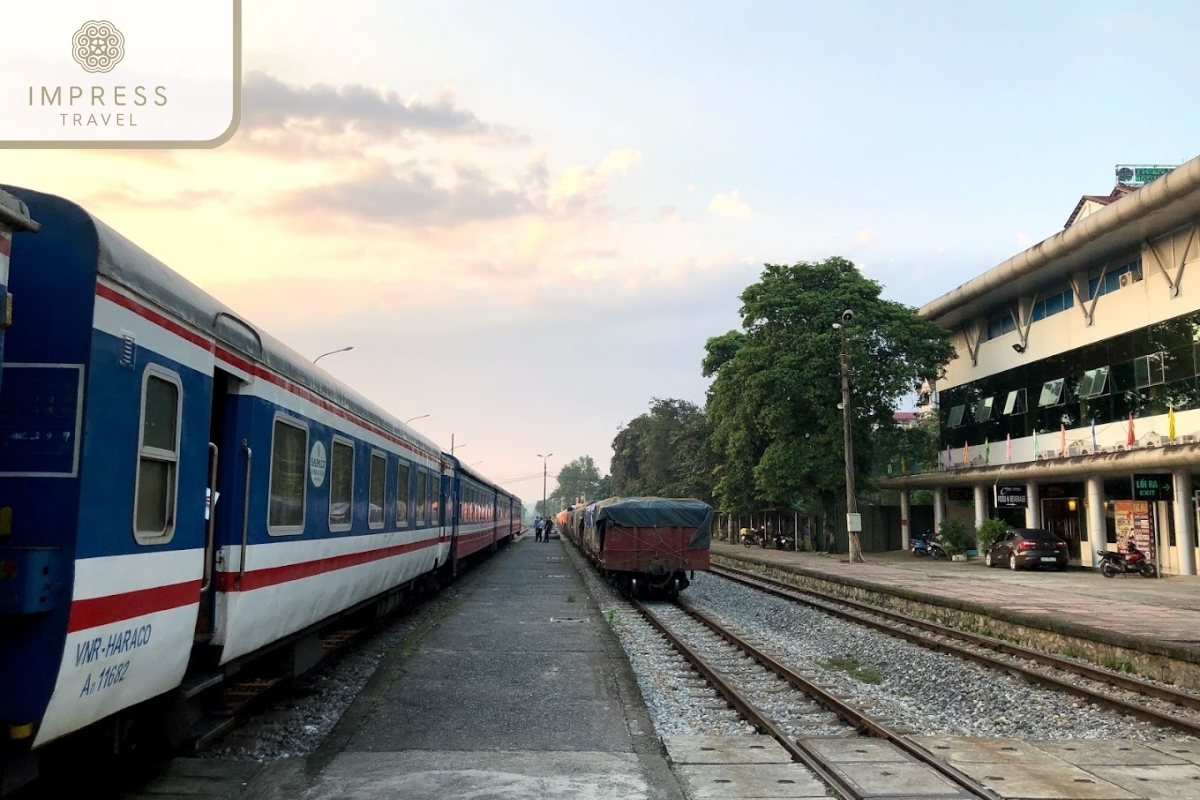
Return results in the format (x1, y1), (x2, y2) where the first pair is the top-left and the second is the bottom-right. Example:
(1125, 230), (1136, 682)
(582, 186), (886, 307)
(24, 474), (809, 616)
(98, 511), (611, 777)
(984, 528), (1068, 571)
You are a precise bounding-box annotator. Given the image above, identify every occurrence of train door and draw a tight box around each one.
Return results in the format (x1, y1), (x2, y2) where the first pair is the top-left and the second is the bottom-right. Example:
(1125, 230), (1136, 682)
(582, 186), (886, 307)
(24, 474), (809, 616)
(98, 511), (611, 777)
(196, 367), (239, 640)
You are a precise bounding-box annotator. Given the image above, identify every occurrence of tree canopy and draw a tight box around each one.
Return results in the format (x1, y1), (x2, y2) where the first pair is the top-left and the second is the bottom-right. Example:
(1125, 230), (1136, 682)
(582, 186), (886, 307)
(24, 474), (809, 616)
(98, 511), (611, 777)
(534, 455), (603, 517)
(609, 398), (715, 503)
(704, 257), (955, 514)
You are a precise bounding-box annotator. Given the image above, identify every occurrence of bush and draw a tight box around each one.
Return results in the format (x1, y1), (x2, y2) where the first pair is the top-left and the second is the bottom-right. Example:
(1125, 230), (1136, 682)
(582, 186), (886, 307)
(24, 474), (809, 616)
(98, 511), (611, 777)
(976, 518), (1009, 554)
(937, 517), (970, 555)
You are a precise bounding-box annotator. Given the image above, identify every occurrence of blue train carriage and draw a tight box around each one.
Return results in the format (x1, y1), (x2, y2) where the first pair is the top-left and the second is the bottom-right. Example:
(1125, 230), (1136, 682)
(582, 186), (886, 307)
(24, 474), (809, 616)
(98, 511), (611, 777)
(447, 459), (517, 572)
(0, 189), (40, 393)
(0, 186), (452, 762)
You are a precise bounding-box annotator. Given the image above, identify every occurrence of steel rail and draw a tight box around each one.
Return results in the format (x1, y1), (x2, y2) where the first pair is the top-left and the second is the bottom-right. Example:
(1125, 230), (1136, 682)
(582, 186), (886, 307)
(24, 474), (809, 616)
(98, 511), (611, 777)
(711, 564), (1200, 737)
(631, 598), (1000, 800)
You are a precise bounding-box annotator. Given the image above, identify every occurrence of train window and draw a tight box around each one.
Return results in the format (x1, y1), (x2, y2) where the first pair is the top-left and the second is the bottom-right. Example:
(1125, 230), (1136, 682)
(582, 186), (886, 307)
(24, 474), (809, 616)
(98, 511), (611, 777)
(416, 469), (427, 526)
(396, 461), (410, 527)
(329, 437), (354, 531)
(368, 451), (386, 529)
(268, 416), (307, 534)
(134, 367), (181, 543)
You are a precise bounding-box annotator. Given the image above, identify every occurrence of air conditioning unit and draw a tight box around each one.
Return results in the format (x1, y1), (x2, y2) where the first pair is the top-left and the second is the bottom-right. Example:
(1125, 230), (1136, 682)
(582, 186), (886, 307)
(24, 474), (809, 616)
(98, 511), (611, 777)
(1119, 271), (1142, 288)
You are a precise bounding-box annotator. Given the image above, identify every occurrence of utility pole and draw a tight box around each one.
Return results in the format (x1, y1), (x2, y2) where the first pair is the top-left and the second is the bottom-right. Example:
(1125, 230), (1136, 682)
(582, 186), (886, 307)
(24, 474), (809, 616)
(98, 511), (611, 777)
(835, 310), (865, 563)
(537, 453), (553, 517)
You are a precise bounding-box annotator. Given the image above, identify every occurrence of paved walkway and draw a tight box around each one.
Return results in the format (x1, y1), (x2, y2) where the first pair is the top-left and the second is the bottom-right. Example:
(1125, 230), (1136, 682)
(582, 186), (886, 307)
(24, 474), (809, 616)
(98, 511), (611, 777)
(713, 542), (1200, 657)
(251, 534), (684, 800)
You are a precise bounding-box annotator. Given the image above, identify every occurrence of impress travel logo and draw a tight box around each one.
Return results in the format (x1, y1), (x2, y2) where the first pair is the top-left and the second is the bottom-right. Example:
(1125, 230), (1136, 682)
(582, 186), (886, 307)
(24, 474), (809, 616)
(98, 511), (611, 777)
(0, 2), (241, 148)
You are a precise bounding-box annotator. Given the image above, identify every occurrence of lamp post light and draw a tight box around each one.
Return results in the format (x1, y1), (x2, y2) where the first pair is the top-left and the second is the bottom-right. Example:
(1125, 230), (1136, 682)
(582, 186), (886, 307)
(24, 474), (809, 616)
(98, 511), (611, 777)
(404, 414), (430, 425)
(537, 453), (553, 518)
(313, 345), (353, 364)
(834, 310), (865, 563)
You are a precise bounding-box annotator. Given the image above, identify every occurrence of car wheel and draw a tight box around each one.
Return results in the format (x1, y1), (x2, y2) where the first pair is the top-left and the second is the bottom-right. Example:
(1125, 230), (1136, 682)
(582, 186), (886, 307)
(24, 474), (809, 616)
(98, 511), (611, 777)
(985, 551), (993, 568)
(1009, 553), (1018, 571)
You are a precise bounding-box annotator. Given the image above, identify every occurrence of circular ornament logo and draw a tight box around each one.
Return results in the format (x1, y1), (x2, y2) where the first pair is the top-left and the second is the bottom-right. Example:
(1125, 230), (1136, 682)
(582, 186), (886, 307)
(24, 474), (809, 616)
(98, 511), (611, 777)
(72, 21), (125, 74)
(310, 440), (328, 488)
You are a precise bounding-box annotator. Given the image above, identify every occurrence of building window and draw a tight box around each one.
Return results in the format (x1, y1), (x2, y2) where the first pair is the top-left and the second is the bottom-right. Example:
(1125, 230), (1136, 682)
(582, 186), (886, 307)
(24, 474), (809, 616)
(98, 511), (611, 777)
(1002, 388), (1027, 416)
(1135, 353), (1165, 389)
(1038, 378), (1064, 407)
(986, 311), (1016, 341)
(416, 469), (427, 526)
(1031, 289), (1074, 322)
(268, 417), (307, 533)
(1087, 261), (1142, 300)
(329, 438), (354, 530)
(946, 405), (966, 428)
(369, 451), (386, 529)
(134, 368), (181, 542)
(1077, 366), (1110, 400)
(429, 471), (438, 526)
(975, 396), (994, 423)
(396, 461), (410, 527)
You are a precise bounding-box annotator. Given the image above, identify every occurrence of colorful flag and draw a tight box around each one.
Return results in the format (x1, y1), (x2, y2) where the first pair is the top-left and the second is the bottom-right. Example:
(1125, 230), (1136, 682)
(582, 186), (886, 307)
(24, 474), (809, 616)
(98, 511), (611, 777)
(984, 438), (990, 463)
(1091, 418), (1098, 452)
(1033, 430), (1039, 458)
(945, 444), (951, 468)
(963, 441), (970, 466)
(1059, 423), (1066, 455)
(1006, 433), (1012, 462)
(1169, 406), (1177, 441)
(1127, 412), (1136, 446)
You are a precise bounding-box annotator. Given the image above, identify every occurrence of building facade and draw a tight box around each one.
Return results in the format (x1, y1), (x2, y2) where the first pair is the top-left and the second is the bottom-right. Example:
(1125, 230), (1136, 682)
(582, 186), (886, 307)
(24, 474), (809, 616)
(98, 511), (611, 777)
(881, 157), (1200, 575)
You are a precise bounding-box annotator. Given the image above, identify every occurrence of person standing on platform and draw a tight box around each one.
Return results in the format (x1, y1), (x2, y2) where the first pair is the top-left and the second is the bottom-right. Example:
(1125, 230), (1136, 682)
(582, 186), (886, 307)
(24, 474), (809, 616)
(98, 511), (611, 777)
(534, 516), (543, 542)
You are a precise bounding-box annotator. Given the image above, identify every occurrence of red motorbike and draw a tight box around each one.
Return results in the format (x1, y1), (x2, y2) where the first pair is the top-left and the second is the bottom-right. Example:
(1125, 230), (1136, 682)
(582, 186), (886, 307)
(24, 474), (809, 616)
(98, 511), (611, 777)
(1097, 541), (1157, 578)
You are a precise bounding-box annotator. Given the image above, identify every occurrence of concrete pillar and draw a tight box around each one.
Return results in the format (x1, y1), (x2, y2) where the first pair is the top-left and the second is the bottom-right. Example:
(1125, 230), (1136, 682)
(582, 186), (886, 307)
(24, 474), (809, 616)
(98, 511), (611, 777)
(1086, 476), (1106, 568)
(973, 484), (989, 532)
(1025, 481), (1041, 529)
(899, 490), (911, 551)
(933, 487), (946, 532)
(1173, 469), (1196, 576)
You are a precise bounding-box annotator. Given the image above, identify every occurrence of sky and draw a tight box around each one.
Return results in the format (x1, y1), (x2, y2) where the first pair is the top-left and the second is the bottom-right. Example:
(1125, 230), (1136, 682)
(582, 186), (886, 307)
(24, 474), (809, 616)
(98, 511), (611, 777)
(3, 1), (1198, 508)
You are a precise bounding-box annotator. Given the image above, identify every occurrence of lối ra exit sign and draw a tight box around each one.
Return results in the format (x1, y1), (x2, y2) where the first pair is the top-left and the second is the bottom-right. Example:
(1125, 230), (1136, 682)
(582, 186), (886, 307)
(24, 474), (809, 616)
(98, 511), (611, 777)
(1132, 474), (1173, 501)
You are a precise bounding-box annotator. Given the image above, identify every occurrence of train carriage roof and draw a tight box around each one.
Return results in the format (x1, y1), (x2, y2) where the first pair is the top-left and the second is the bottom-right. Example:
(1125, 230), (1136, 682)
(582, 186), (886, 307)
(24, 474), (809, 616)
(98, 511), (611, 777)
(7, 186), (444, 459)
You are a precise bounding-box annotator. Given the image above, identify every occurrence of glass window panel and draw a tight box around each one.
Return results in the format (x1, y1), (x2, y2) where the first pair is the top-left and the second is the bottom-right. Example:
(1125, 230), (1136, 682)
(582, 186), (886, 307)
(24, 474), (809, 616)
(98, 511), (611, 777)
(135, 458), (173, 534)
(1038, 378), (1064, 407)
(142, 376), (178, 452)
(369, 453), (385, 526)
(416, 470), (426, 525)
(269, 421), (306, 528)
(1002, 388), (1027, 415)
(975, 396), (994, 422)
(329, 440), (354, 527)
(396, 462), (410, 526)
(947, 405), (965, 427)
(1064, 289), (1074, 308)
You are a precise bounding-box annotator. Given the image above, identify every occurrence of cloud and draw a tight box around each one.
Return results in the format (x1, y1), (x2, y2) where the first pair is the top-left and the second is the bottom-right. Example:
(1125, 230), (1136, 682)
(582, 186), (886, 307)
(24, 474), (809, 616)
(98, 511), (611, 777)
(855, 228), (875, 246)
(545, 149), (641, 216)
(83, 185), (233, 209)
(709, 190), (752, 219)
(269, 159), (534, 227)
(685, 183), (696, 192)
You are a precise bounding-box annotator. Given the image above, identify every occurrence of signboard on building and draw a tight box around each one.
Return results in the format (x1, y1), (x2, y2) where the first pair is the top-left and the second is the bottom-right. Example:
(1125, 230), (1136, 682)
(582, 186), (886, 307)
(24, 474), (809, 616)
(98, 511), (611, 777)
(947, 487), (972, 501)
(1115, 164), (1178, 188)
(1113, 500), (1156, 563)
(1132, 474), (1173, 501)
(994, 485), (1028, 508)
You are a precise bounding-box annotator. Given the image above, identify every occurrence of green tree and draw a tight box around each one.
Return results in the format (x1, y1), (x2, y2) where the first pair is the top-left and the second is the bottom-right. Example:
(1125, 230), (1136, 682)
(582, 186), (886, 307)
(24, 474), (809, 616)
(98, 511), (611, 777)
(610, 398), (715, 503)
(704, 257), (955, 561)
(554, 456), (602, 507)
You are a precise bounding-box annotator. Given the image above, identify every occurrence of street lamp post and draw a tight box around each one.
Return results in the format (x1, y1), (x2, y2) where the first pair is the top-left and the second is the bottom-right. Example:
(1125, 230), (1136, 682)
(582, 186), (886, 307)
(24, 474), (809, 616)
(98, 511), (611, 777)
(537, 453), (553, 518)
(313, 345), (353, 364)
(404, 414), (430, 425)
(834, 310), (865, 563)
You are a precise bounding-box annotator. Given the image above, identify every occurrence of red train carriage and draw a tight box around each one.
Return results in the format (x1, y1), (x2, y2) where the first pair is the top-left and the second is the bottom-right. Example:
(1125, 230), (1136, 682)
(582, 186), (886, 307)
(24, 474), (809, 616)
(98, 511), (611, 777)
(566, 497), (712, 597)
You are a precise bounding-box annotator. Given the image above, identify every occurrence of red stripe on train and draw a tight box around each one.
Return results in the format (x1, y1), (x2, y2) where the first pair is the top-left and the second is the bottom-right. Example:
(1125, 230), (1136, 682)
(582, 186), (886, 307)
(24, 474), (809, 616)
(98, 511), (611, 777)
(67, 580), (202, 632)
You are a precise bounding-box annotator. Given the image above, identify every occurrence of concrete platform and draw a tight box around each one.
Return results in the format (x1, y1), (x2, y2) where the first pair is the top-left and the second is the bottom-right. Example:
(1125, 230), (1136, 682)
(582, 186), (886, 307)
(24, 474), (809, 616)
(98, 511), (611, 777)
(257, 536), (686, 800)
(712, 543), (1200, 664)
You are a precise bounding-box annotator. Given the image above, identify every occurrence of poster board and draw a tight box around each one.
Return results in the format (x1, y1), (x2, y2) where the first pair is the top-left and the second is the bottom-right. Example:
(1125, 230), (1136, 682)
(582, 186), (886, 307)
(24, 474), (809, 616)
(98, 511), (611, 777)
(1113, 500), (1155, 561)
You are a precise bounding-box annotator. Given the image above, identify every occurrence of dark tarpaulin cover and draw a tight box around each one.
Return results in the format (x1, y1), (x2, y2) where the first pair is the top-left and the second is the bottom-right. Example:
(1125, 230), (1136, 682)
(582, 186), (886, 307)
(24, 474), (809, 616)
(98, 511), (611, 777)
(589, 497), (713, 549)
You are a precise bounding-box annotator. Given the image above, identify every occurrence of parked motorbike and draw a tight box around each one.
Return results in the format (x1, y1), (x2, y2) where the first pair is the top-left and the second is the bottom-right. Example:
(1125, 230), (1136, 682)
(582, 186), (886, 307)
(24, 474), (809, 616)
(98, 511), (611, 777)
(772, 531), (796, 551)
(1097, 541), (1157, 578)
(926, 534), (948, 559)
(911, 532), (931, 557)
(741, 528), (767, 548)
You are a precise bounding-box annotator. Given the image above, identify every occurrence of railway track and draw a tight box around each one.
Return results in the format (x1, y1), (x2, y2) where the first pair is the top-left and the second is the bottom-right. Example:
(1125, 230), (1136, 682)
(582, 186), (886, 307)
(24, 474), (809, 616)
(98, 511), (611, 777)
(630, 597), (1003, 800)
(710, 563), (1200, 738)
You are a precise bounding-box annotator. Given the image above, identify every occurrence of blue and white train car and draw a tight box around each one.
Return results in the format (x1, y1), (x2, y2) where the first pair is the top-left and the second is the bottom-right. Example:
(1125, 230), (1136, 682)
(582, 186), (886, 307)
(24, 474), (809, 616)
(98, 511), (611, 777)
(0, 186), (505, 779)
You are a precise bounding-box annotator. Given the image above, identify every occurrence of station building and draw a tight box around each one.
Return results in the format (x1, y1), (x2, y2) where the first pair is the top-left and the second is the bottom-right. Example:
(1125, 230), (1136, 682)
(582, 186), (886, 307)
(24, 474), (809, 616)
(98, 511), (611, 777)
(881, 157), (1200, 575)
